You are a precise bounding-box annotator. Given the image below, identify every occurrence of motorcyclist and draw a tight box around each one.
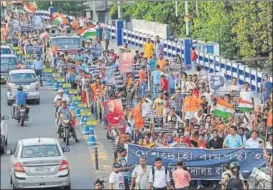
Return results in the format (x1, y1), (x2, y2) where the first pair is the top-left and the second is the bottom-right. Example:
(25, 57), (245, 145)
(221, 162), (247, 190)
(57, 100), (79, 143)
(12, 86), (29, 118)
(53, 88), (70, 104)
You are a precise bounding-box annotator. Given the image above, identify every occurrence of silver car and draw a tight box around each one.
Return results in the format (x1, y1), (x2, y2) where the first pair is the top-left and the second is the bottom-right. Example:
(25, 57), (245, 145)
(6, 69), (40, 105)
(7, 138), (71, 190)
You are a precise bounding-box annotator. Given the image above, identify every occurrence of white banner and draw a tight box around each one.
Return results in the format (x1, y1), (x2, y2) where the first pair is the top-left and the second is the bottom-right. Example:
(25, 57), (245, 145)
(131, 19), (168, 39)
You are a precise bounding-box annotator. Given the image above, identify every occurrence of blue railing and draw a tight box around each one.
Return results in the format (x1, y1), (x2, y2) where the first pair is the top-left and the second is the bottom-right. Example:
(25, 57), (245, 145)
(107, 25), (272, 93)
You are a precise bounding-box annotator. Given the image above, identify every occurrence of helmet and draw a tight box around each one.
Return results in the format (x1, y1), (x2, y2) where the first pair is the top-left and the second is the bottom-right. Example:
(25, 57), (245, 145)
(17, 86), (23, 91)
(58, 89), (64, 93)
(229, 162), (240, 170)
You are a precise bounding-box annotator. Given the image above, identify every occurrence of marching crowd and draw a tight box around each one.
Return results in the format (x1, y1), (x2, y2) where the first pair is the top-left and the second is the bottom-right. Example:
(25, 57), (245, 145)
(2, 8), (273, 190)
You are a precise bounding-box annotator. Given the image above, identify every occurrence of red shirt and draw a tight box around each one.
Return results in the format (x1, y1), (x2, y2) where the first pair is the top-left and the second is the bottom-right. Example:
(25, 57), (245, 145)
(160, 78), (169, 92)
(191, 50), (197, 61)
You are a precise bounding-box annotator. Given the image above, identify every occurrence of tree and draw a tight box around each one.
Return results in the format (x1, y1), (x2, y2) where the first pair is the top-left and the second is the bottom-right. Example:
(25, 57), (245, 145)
(37, 2), (87, 17)
(109, 1), (272, 66)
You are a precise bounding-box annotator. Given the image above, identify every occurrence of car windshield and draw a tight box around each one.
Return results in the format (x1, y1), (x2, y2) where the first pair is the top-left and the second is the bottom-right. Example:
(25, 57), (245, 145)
(0, 57), (16, 65)
(21, 145), (60, 158)
(1, 48), (12, 54)
(51, 38), (81, 49)
(9, 73), (36, 83)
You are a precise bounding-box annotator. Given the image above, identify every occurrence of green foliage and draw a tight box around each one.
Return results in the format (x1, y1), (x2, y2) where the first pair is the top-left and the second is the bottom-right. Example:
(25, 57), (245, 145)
(110, 1), (272, 67)
(37, 2), (87, 17)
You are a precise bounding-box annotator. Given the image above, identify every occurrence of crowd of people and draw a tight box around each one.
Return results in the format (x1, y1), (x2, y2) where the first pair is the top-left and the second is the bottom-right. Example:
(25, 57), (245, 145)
(2, 7), (273, 190)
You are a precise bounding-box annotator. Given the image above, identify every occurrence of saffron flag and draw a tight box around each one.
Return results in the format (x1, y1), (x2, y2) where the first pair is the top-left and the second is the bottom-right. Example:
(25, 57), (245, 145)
(212, 98), (234, 119)
(24, 2), (36, 13)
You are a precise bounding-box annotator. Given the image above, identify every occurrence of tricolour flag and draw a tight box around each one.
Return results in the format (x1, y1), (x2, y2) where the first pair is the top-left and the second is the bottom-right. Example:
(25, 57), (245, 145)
(238, 99), (253, 112)
(212, 98), (234, 119)
(53, 17), (63, 25)
(81, 28), (96, 39)
(24, 2), (36, 13)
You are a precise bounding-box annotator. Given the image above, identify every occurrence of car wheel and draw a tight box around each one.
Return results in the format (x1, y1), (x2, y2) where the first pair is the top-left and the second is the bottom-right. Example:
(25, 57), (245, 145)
(0, 144), (5, 154)
(63, 183), (71, 190)
(5, 137), (8, 146)
(36, 99), (40, 105)
(7, 100), (12, 106)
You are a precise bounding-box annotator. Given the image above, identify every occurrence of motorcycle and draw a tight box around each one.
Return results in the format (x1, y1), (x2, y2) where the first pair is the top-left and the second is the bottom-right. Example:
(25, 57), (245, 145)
(12, 105), (29, 126)
(58, 119), (72, 146)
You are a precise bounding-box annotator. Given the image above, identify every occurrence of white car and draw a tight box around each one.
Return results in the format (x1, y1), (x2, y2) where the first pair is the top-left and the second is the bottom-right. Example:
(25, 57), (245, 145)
(0, 115), (9, 154)
(6, 69), (40, 105)
(7, 138), (71, 190)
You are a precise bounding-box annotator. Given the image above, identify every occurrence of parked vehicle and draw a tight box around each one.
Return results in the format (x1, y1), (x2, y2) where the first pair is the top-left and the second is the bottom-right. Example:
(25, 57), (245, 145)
(6, 69), (40, 106)
(7, 138), (71, 190)
(0, 115), (9, 154)
(1, 54), (17, 83)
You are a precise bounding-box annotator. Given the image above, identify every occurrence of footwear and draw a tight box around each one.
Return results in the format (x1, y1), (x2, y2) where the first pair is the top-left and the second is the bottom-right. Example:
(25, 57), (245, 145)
(197, 185), (201, 189)
(212, 184), (217, 189)
(75, 139), (79, 143)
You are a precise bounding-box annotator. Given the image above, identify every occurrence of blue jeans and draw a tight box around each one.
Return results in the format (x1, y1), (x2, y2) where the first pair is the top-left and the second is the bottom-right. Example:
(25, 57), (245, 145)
(170, 88), (175, 96)
(153, 84), (160, 98)
(141, 82), (147, 98)
(35, 69), (43, 85)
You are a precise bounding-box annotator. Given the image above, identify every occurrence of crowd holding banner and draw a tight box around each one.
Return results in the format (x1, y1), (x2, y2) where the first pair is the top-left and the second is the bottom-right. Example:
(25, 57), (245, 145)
(2, 3), (273, 189)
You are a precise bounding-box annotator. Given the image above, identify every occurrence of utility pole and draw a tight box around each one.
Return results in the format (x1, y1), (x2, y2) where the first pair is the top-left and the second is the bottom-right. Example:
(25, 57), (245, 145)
(117, 0), (121, 19)
(92, 0), (96, 22)
(175, 1), (178, 17)
(185, 0), (189, 36)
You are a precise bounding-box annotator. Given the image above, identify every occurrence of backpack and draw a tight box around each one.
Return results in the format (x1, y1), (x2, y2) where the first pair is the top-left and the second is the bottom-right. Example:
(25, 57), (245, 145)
(152, 167), (168, 183)
(226, 175), (244, 190)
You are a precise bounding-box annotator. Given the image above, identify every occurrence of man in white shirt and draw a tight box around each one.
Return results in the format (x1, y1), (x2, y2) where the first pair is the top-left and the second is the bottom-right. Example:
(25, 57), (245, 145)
(245, 130), (263, 148)
(142, 96), (153, 117)
(149, 157), (171, 190)
(131, 156), (151, 190)
(53, 89), (70, 104)
(229, 77), (240, 98)
(109, 163), (125, 190)
(240, 82), (254, 104)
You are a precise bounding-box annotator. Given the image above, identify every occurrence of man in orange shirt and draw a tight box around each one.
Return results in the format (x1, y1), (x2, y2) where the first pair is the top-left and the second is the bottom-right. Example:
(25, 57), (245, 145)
(156, 54), (166, 72)
(138, 66), (147, 97)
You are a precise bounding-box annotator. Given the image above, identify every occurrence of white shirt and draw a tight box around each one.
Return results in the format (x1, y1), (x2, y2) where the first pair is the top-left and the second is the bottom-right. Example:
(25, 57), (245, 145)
(132, 165), (151, 189)
(245, 137), (262, 148)
(149, 167), (170, 188)
(142, 99), (153, 117)
(240, 89), (254, 103)
(53, 94), (70, 103)
(109, 172), (125, 189)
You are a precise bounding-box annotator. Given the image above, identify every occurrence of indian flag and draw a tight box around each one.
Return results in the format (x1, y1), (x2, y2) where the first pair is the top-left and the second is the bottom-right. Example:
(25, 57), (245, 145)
(24, 2), (36, 13)
(53, 17), (63, 25)
(81, 28), (96, 39)
(212, 98), (234, 119)
(238, 99), (253, 112)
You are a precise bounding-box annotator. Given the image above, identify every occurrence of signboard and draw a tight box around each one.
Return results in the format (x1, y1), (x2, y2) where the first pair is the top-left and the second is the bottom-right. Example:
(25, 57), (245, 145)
(24, 46), (43, 55)
(20, 25), (34, 32)
(127, 144), (271, 180)
(119, 52), (133, 73)
(154, 116), (163, 128)
(131, 19), (168, 39)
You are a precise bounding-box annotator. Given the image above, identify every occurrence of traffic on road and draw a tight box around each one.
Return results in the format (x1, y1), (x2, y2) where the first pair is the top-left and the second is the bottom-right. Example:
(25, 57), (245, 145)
(1, 1), (272, 190)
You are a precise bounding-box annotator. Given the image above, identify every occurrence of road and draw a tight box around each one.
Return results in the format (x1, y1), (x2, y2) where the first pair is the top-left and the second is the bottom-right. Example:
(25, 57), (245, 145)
(0, 85), (95, 189)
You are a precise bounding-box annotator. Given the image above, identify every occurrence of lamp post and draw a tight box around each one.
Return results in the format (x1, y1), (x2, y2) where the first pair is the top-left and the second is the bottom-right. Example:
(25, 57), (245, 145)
(185, 0), (189, 36)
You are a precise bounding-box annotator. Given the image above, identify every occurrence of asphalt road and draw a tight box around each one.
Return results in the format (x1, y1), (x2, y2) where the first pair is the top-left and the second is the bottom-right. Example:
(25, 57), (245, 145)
(0, 85), (95, 189)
